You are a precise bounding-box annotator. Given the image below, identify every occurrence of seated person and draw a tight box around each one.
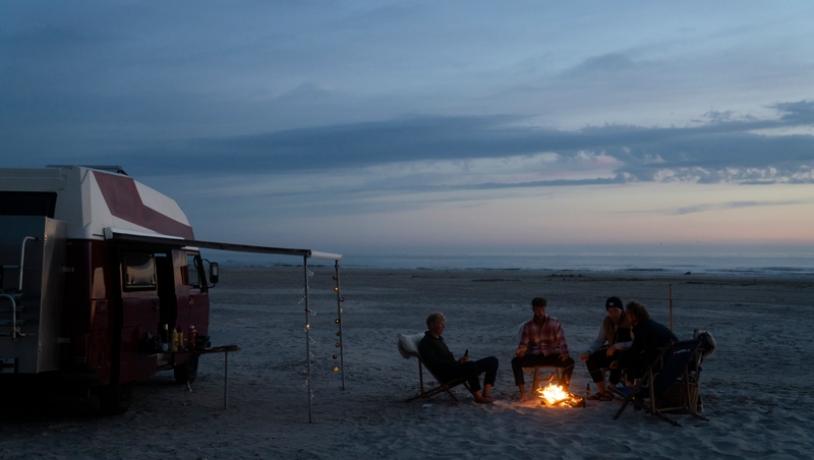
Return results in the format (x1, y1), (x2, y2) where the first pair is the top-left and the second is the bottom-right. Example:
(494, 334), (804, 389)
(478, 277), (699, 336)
(418, 312), (499, 404)
(617, 301), (677, 385)
(579, 296), (632, 400)
(511, 297), (574, 399)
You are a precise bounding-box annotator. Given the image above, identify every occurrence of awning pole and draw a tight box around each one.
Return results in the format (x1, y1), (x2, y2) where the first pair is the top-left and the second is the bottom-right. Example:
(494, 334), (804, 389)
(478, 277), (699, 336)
(668, 284), (673, 331)
(303, 255), (313, 424)
(334, 260), (346, 390)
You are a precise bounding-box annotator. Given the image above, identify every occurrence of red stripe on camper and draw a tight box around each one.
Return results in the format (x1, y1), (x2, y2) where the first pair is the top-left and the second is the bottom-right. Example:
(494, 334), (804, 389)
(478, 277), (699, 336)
(93, 171), (194, 239)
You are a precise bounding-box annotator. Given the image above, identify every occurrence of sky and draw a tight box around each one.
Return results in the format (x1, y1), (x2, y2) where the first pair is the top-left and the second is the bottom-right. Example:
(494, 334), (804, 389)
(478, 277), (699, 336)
(2, 1), (814, 258)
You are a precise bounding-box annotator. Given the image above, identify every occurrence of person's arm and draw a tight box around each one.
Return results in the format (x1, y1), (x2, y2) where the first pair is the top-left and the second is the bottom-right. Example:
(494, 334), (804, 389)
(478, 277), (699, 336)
(555, 321), (569, 357)
(612, 340), (633, 351)
(627, 325), (643, 357)
(586, 323), (606, 355)
(516, 323), (530, 357)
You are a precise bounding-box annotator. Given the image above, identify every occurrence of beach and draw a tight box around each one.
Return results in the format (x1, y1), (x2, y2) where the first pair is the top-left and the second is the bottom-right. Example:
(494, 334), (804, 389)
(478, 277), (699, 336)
(1, 267), (812, 459)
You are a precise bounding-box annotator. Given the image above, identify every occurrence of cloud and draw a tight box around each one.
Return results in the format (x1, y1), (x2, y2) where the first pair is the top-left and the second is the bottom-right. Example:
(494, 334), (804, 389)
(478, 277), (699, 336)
(773, 100), (814, 125)
(563, 52), (640, 77)
(104, 100), (814, 189)
(671, 199), (809, 215)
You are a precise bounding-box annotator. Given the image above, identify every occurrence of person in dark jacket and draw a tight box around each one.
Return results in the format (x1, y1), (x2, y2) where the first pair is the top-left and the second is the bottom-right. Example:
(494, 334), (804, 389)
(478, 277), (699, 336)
(418, 312), (499, 404)
(619, 301), (677, 381)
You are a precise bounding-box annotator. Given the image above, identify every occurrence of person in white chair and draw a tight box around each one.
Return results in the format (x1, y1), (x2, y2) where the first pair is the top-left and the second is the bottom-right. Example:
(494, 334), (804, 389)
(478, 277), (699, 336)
(418, 312), (498, 404)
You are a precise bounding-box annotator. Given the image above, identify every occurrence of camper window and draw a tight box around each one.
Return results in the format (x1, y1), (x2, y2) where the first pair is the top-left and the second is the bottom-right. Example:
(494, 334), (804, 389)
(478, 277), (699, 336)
(184, 253), (202, 288)
(0, 191), (57, 217)
(122, 252), (157, 291)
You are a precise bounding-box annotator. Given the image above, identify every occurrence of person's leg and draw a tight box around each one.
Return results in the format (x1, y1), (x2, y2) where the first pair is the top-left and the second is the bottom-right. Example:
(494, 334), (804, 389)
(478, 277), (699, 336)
(459, 357), (497, 404)
(457, 362), (482, 392)
(514, 354), (552, 399)
(608, 351), (624, 385)
(511, 356), (527, 397)
(478, 356), (499, 399)
(586, 350), (607, 392)
(559, 356), (575, 387)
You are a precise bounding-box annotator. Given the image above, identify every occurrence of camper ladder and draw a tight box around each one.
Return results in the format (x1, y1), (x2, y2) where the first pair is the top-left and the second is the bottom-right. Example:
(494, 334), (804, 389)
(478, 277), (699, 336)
(0, 236), (37, 341)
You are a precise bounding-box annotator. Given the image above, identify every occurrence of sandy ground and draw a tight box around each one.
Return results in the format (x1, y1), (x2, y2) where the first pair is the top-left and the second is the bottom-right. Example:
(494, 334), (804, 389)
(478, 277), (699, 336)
(1, 267), (812, 459)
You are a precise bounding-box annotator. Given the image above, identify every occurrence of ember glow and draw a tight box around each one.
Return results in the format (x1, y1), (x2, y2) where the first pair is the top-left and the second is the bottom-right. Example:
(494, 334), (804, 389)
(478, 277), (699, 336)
(537, 383), (585, 408)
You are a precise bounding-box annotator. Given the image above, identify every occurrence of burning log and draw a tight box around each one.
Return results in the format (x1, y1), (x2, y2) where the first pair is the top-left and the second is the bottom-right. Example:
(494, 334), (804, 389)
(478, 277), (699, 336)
(537, 383), (585, 408)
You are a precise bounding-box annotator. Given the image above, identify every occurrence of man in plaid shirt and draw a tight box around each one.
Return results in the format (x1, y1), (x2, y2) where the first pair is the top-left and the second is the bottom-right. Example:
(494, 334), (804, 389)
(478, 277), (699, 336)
(511, 297), (574, 399)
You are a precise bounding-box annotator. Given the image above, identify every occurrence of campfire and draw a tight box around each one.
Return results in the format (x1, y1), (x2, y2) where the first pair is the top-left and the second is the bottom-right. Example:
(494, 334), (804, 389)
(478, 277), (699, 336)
(536, 383), (585, 408)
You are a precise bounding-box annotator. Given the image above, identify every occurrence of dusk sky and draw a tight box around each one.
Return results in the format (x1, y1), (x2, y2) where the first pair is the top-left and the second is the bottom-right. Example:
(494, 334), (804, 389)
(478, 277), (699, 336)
(3, 1), (814, 257)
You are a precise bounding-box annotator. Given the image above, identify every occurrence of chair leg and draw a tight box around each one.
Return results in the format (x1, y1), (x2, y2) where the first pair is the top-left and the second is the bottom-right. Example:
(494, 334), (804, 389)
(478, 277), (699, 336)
(445, 388), (459, 402)
(532, 368), (540, 392)
(419, 360), (425, 397)
(613, 397), (631, 420)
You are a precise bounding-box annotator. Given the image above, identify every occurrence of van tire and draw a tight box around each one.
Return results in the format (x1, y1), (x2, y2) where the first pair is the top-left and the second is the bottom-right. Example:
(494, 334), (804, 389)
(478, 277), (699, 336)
(174, 355), (199, 384)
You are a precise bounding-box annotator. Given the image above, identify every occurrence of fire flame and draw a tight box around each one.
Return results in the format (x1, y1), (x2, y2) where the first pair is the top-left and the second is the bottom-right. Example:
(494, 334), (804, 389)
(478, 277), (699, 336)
(537, 383), (583, 407)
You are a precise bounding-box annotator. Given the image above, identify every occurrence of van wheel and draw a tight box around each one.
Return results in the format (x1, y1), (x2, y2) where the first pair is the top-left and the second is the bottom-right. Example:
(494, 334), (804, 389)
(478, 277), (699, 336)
(92, 384), (132, 415)
(174, 356), (199, 384)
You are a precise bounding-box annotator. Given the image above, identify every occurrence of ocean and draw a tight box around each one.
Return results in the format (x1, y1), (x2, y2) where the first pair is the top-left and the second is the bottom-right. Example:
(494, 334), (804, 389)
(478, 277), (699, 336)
(213, 251), (814, 277)
(343, 253), (814, 275)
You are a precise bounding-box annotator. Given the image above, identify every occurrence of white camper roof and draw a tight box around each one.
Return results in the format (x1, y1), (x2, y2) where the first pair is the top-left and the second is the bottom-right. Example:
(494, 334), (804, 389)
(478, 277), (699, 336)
(0, 166), (193, 240)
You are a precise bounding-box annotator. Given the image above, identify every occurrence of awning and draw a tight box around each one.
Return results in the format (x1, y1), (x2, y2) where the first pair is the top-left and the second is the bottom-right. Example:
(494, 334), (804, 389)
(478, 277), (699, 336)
(103, 227), (342, 260)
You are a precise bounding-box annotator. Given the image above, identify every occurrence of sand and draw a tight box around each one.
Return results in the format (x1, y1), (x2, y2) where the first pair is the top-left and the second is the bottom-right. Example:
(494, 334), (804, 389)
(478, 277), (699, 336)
(1, 267), (812, 459)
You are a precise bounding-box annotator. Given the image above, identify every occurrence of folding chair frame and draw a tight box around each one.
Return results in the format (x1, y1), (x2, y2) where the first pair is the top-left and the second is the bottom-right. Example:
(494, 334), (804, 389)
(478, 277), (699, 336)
(524, 365), (565, 392)
(614, 341), (709, 426)
(404, 356), (472, 403)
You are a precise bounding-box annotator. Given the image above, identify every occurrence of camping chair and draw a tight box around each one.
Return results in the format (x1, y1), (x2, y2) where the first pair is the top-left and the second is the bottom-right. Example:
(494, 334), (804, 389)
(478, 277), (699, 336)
(397, 333), (472, 402)
(614, 331), (715, 426)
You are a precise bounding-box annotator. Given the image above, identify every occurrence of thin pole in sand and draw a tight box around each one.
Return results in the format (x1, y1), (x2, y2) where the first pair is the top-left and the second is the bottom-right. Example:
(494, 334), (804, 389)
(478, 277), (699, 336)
(303, 255), (313, 424)
(668, 284), (673, 331)
(334, 260), (346, 390)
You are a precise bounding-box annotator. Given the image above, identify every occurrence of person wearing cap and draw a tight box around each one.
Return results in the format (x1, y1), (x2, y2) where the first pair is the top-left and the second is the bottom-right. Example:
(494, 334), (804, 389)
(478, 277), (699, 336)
(579, 296), (632, 400)
(511, 297), (574, 400)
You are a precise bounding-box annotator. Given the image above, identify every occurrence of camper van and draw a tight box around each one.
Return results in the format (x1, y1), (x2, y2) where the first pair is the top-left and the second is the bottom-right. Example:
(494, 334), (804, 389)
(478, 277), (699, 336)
(0, 166), (217, 412)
